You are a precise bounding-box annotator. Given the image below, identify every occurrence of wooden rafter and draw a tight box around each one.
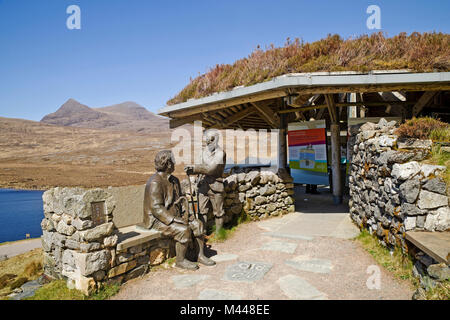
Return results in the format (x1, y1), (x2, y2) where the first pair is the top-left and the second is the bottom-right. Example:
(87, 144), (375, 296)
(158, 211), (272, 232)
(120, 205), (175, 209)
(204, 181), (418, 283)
(217, 105), (256, 128)
(315, 107), (326, 120)
(249, 102), (280, 128)
(217, 110), (229, 118)
(209, 113), (224, 122)
(412, 91), (439, 116)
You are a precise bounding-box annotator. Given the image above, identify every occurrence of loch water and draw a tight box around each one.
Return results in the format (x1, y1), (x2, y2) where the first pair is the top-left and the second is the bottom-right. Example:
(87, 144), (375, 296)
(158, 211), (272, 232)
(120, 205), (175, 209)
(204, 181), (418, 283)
(0, 189), (44, 243)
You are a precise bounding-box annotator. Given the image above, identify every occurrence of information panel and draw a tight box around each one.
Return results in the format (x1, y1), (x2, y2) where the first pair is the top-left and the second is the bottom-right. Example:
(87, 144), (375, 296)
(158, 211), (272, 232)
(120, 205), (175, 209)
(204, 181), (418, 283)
(288, 120), (329, 185)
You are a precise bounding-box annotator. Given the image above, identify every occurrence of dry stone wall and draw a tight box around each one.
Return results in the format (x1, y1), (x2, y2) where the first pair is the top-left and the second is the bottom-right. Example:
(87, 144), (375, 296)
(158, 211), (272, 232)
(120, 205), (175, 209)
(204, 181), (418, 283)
(41, 187), (173, 295)
(223, 169), (295, 219)
(349, 119), (449, 251)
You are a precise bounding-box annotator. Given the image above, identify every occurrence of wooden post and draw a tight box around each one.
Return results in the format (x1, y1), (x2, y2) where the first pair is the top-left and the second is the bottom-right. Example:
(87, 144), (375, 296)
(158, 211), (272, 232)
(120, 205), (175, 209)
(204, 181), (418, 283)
(325, 94), (343, 205)
(358, 93), (365, 118)
(278, 113), (288, 170)
(330, 123), (342, 204)
(348, 93), (357, 118)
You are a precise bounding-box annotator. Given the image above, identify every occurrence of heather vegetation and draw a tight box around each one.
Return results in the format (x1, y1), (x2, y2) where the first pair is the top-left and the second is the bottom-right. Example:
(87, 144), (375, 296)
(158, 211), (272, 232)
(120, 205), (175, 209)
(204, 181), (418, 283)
(395, 117), (450, 188)
(395, 117), (449, 141)
(168, 32), (450, 105)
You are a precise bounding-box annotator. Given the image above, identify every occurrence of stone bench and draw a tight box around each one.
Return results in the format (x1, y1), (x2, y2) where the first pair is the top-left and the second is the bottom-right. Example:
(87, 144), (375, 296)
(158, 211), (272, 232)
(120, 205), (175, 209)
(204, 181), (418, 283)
(116, 226), (162, 252)
(406, 230), (450, 265)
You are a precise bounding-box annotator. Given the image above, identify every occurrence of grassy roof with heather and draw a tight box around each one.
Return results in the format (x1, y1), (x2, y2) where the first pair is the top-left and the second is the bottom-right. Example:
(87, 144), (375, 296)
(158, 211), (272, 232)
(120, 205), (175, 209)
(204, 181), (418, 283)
(167, 32), (450, 105)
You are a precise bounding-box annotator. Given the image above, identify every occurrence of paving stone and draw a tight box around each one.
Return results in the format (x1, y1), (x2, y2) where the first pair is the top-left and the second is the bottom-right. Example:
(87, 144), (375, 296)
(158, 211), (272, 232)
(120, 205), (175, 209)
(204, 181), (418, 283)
(198, 289), (242, 300)
(210, 253), (239, 263)
(285, 256), (333, 274)
(223, 261), (272, 283)
(277, 275), (327, 300)
(260, 241), (298, 254)
(263, 232), (314, 241)
(171, 274), (210, 289)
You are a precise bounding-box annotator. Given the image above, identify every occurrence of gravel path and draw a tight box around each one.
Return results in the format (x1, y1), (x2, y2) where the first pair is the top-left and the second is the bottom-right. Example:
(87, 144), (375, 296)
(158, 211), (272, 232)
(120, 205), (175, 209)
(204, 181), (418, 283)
(110, 212), (414, 300)
(0, 238), (42, 259)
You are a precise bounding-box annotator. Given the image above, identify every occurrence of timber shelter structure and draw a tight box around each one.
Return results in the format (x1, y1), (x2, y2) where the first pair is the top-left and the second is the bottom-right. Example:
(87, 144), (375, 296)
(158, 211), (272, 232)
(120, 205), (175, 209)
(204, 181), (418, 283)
(158, 70), (450, 204)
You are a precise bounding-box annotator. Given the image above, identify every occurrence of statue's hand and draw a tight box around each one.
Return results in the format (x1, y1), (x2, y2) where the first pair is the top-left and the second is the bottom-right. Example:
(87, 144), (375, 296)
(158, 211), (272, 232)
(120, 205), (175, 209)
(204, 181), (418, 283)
(173, 216), (187, 225)
(184, 166), (194, 175)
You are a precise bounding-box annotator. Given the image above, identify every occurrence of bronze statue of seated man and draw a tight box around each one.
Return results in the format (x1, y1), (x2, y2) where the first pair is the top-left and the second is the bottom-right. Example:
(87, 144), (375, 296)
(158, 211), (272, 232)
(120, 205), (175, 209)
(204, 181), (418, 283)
(138, 150), (215, 270)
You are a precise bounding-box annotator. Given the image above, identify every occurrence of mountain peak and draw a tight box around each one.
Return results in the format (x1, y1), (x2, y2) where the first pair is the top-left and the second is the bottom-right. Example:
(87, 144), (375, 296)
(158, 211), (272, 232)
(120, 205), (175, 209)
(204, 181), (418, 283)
(40, 99), (169, 132)
(58, 99), (91, 112)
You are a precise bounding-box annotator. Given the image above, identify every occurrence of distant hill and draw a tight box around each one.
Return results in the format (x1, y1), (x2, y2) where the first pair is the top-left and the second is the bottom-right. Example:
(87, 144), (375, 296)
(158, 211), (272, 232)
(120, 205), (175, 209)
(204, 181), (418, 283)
(41, 99), (169, 133)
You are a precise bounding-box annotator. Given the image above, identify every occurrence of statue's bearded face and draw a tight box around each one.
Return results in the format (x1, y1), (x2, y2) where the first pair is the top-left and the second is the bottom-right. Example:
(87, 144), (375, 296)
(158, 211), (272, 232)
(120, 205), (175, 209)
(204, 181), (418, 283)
(205, 132), (219, 152)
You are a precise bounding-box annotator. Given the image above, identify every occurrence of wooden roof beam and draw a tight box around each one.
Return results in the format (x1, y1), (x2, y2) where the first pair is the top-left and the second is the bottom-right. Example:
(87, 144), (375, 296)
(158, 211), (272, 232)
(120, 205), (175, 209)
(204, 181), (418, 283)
(167, 89), (287, 118)
(169, 113), (206, 129)
(277, 100), (415, 114)
(216, 105), (257, 129)
(292, 83), (450, 96)
(249, 102), (280, 128)
(412, 91), (440, 117)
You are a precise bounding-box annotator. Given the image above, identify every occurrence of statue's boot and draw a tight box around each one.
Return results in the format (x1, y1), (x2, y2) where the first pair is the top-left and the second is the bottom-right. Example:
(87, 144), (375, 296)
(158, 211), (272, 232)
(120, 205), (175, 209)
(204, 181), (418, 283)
(215, 217), (224, 236)
(196, 237), (216, 266)
(175, 242), (198, 270)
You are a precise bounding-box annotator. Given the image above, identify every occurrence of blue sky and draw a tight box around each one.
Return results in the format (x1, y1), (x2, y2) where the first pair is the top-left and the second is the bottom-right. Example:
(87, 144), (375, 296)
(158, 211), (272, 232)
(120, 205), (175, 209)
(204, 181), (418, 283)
(0, 0), (449, 121)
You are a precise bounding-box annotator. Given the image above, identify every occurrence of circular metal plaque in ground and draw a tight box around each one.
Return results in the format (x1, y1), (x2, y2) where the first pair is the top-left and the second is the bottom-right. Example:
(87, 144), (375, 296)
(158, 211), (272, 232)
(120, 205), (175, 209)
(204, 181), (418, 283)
(223, 261), (273, 283)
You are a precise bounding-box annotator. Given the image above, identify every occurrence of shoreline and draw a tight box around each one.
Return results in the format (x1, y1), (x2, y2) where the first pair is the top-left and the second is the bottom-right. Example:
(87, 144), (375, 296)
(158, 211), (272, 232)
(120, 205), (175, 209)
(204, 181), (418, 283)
(0, 237), (41, 246)
(0, 183), (147, 192)
(0, 187), (46, 191)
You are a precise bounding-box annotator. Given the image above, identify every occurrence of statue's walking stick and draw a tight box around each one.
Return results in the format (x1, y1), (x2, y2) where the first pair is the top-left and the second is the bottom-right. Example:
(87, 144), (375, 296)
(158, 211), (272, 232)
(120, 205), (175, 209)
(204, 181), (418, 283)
(174, 196), (190, 224)
(187, 173), (198, 220)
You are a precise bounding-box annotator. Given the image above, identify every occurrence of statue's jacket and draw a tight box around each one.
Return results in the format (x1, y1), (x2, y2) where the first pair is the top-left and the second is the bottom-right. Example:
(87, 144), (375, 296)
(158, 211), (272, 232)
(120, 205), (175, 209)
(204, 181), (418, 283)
(142, 173), (183, 229)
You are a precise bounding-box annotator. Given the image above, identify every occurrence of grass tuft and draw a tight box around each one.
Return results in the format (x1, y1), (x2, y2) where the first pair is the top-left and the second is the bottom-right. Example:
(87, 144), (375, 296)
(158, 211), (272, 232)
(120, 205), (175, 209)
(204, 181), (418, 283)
(25, 280), (85, 300)
(9, 277), (29, 290)
(88, 283), (121, 300)
(0, 248), (43, 298)
(207, 209), (250, 243)
(23, 261), (43, 278)
(422, 280), (450, 300)
(355, 229), (416, 284)
(25, 280), (121, 300)
(355, 229), (450, 300)
(430, 127), (450, 143)
(0, 274), (16, 290)
(423, 144), (450, 188)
